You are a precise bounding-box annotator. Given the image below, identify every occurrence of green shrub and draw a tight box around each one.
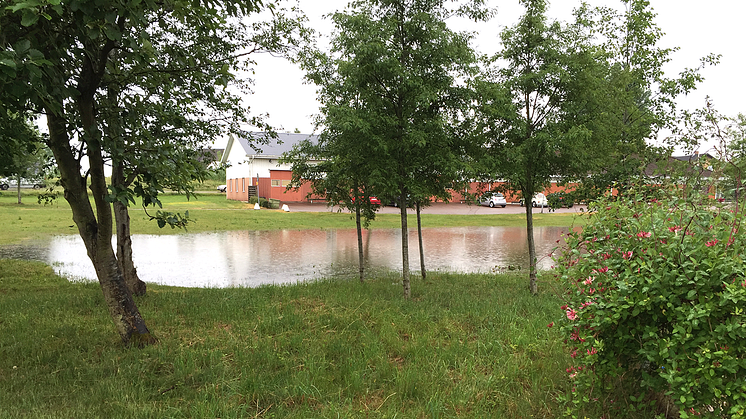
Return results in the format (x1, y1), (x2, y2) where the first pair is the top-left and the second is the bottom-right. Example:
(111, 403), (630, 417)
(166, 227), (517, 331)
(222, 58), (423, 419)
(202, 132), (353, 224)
(248, 197), (280, 209)
(555, 185), (746, 418)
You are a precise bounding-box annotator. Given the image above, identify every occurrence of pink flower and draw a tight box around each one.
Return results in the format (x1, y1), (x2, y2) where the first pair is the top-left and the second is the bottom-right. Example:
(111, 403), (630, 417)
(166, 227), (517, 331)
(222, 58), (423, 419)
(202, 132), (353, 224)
(597, 266), (609, 273)
(587, 347), (598, 356)
(566, 309), (578, 321)
(706, 240), (718, 247)
(637, 231), (651, 238)
(602, 253), (612, 260)
(584, 277), (594, 285)
(669, 226), (682, 233)
(622, 251), (633, 260)
(570, 350), (577, 358)
(547, 322), (554, 328)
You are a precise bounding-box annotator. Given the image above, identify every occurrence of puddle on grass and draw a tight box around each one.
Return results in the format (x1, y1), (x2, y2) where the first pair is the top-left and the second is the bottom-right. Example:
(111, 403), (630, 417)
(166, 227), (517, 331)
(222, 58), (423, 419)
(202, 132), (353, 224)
(0, 226), (573, 288)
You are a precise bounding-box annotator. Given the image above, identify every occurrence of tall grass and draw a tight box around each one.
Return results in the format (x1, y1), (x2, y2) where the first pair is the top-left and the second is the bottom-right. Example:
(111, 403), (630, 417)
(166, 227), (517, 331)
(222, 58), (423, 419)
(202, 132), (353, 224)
(0, 259), (578, 418)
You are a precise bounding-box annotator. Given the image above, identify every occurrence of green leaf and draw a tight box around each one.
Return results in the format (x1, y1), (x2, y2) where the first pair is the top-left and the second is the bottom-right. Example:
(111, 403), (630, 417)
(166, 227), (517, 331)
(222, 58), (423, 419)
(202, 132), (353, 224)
(14, 39), (31, 54)
(0, 58), (17, 68)
(104, 25), (122, 41)
(20, 9), (39, 27)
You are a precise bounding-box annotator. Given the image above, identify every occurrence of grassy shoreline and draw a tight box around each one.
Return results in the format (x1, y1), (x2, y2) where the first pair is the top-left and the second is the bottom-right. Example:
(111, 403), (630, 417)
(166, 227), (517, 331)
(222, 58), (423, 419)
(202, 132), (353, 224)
(0, 192), (582, 246)
(0, 191), (613, 418)
(0, 259), (576, 418)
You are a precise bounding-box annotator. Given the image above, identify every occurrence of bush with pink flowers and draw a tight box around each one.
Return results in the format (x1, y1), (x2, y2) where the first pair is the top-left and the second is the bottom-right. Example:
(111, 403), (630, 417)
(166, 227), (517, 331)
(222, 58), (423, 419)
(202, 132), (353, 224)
(555, 184), (746, 418)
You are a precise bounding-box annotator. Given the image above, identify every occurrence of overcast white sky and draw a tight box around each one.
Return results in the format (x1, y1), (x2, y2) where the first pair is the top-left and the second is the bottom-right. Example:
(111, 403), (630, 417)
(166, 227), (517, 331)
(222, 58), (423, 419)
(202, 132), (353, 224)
(237, 0), (745, 153)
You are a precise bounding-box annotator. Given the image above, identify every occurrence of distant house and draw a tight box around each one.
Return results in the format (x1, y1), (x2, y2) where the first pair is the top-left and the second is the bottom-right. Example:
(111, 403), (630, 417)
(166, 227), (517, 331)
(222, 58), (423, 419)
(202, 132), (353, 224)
(644, 152), (717, 178)
(220, 132), (324, 202)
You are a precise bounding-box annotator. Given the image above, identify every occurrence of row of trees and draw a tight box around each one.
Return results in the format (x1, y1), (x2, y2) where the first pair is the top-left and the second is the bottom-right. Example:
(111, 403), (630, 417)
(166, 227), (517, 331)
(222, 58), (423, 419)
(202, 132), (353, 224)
(285, 0), (717, 297)
(0, 0), (724, 343)
(1, 0), (310, 345)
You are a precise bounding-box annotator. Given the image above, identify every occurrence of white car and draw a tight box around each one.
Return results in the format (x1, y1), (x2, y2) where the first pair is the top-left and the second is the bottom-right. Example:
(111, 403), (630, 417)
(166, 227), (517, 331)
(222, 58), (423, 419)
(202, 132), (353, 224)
(519, 193), (548, 207)
(217, 184), (227, 192)
(480, 192), (507, 208)
(1, 177), (44, 189)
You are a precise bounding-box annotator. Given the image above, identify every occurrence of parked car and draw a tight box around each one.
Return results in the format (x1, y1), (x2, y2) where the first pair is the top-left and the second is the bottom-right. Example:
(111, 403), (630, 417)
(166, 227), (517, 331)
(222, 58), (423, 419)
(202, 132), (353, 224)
(479, 192), (507, 208)
(217, 184), (227, 192)
(1, 178), (44, 189)
(351, 196), (381, 205)
(519, 192), (548, 207)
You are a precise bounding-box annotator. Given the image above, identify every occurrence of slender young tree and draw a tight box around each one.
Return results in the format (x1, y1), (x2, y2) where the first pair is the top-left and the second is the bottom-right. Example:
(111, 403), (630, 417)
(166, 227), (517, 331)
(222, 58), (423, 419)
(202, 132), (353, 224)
(473, 0), (601, 294)
(568, 0), (719, 200)
(284, 129), (380, 283)
(302, 0), (484, 298)
(474, 0), (718, 294)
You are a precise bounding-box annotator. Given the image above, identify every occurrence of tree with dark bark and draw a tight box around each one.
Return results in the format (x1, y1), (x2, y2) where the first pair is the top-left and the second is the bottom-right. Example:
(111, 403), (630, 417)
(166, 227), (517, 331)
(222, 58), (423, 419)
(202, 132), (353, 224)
(0, 0), (276, 345)
(96, 5), (310, 296)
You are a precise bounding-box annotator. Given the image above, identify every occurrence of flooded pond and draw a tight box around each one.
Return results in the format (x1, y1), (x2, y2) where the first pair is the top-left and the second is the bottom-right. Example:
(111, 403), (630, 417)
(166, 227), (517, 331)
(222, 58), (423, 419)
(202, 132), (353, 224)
(0, 226), (571, 288)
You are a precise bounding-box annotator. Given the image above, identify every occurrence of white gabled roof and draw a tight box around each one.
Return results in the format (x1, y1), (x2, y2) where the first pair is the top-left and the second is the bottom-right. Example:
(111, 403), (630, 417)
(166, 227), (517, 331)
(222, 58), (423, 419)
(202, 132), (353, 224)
(221, 132), (319, 165)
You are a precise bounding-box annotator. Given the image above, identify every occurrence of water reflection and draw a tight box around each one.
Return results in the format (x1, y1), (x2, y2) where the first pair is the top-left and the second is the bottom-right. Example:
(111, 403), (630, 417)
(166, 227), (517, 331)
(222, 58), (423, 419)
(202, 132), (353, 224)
(0, 226), (571, 288)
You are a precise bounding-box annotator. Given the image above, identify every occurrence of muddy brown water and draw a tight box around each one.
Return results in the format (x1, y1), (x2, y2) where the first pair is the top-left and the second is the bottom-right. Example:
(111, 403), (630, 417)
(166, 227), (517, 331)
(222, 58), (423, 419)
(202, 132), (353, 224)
(0, 226), (573, 288)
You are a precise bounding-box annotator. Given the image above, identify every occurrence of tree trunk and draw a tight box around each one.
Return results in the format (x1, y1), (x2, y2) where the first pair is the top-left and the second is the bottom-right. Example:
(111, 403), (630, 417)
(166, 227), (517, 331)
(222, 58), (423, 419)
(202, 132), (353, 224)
(525, 196), (538, 295)
(416, 202), (425, 280)
(112, 160), (147, 296)
(16, 173), (21, 204)
(355, 202), (365, 282)
(400, 192), (410, 299)
(46, 109), (155, 347)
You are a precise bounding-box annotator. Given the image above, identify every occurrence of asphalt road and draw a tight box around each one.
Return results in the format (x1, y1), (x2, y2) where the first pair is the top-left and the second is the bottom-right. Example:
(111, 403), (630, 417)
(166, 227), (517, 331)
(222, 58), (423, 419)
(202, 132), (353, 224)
(285, 201), (587, 215)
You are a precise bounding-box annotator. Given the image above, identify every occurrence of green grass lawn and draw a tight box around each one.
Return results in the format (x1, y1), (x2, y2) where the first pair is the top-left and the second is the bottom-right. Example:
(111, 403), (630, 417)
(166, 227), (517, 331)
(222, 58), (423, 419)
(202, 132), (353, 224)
(0, 191), (583, 245)
(0, 192), (651, 418)
(0, 259), (578, 418)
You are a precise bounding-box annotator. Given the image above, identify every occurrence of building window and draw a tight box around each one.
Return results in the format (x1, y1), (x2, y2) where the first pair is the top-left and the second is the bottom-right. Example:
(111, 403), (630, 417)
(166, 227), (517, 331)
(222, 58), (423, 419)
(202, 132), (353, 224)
(271, 179), (292, 187)
(228, 179), (232, 192)
(242, 178), (245, 192)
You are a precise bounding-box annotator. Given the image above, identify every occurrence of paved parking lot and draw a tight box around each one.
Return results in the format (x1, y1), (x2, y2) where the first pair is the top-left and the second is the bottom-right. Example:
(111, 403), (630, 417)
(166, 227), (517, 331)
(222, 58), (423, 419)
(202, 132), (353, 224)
(286, 201), (587, 215)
